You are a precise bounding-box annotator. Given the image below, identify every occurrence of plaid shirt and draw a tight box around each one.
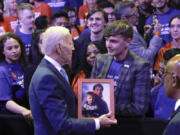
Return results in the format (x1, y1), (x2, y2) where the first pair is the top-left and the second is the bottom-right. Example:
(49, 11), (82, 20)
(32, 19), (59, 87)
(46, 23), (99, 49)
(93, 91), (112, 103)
(91, 51), (151, 117)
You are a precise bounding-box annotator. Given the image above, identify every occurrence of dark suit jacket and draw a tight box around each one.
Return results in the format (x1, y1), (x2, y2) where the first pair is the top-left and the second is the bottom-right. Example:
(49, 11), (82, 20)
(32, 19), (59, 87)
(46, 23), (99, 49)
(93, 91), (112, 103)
(29, 59), (95, 135)
(163, 106), (180, 135)
(91, 51), (151, 117)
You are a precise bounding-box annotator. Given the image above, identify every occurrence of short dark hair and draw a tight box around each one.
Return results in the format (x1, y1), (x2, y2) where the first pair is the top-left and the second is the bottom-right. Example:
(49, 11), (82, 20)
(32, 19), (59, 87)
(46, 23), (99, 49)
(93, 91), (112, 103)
(87, 8), (108, 23)
(104, 20), (133, 39)
(114, 1), (135, 20)
(163, 48), (180, 61)
(50, 11), (69, 25)
(0, 32), (26, 69)
(35, 15), (48, 30)
(99, 1), (114, 9)
(93, 83), (104, 91)
(64, 6), (76, 13)
(86, 91), (94, 97)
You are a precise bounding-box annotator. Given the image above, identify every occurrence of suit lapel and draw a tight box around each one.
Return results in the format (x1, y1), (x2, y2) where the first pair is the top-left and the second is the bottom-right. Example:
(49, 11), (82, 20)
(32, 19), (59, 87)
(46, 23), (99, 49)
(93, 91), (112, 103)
(41, 59), (70, 86)
(115, 51), (132, 103)
(98, 55), (113, 78)
(168, 106), (180, 121)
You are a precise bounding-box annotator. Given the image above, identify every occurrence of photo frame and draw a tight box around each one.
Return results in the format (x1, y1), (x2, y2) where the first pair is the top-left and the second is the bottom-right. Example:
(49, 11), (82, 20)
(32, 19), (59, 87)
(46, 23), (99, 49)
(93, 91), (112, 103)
(78, 79), (114, 119)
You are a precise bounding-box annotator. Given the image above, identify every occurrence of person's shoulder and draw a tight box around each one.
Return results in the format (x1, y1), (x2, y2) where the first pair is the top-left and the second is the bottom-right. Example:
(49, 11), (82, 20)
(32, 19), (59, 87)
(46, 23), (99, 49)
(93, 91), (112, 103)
(146, 14), (153, 24)
(96, 53), (110, 61)
(74, 34), (90, 45)
(158, 42), (173, 53)
(129, 51), (149, 64)
(169, 8), (180, 13)
(164, 112), (180, 135)
(79, 4), (88, 10)
(0, 63), (9, 75)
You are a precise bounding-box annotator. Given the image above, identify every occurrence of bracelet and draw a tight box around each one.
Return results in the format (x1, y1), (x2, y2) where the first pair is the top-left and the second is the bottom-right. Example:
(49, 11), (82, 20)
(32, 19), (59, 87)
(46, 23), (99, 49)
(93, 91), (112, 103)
(154, 32), (160, 36)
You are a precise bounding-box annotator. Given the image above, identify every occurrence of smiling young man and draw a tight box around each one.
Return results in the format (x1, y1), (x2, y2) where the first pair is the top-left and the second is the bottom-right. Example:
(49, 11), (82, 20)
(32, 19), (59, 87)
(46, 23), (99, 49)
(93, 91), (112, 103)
(91, 20), (151, 118)
(73, 8), (107, 74)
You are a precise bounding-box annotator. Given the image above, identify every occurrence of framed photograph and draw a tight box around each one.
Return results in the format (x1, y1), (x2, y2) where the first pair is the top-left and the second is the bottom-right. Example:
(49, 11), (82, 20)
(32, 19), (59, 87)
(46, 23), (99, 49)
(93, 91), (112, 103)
(78, 79), (114, 119)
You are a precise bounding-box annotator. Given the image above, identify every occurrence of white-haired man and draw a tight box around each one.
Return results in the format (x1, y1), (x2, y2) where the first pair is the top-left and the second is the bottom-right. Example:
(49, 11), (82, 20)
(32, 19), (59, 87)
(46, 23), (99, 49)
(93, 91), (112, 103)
(29, 26), (117, 135)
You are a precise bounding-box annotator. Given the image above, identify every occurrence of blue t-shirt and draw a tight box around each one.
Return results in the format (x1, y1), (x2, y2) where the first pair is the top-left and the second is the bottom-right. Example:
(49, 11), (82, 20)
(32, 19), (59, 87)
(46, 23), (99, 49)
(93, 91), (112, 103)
(106, 59), (123, 91)
(154, 82), (175, 120)
(44, 0), (77, 14)
(0, 62), (26, 110)
(15, 29), (32, 57)
(146, 8), (180, 46)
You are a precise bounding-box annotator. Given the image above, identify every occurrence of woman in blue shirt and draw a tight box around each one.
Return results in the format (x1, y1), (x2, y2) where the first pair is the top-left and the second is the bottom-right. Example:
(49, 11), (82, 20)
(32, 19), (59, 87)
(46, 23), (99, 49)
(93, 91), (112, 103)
(0, 32), (33, 122)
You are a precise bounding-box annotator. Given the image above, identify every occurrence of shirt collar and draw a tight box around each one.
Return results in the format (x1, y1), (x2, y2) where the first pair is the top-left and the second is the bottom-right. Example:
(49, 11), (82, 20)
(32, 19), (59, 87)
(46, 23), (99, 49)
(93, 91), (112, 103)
(175, 99), (180, 111)
(133, 26), (138, 32)
(44, 55), (62, 73)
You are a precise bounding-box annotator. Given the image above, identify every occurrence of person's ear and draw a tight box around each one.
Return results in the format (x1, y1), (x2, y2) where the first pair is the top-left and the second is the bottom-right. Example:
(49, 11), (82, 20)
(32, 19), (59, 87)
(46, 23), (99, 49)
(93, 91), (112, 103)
(56, 43), (61, 55)
(172, 75), (179, 87)
(124, 38), (131, 48)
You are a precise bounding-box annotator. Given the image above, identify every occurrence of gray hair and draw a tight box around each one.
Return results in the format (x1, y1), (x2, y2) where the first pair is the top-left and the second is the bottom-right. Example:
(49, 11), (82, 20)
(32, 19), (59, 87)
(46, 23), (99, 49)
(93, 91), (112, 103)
(41, 26), (71, 55)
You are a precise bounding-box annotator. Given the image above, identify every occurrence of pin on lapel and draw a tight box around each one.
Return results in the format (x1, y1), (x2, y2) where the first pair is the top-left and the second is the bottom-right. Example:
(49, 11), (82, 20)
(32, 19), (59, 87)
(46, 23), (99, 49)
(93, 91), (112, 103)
(124, 64), (130, 68)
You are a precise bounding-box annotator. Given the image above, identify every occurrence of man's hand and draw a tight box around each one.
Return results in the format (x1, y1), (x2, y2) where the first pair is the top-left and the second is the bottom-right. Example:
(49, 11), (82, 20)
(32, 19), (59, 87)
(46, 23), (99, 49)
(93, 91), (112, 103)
(98, 112), (117, 128)
(22, 109), (33, 125)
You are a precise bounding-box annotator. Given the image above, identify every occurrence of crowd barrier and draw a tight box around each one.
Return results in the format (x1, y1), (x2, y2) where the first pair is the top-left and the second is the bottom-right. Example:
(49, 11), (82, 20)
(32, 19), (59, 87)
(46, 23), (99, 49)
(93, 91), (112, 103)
(0, 113), (168, 135)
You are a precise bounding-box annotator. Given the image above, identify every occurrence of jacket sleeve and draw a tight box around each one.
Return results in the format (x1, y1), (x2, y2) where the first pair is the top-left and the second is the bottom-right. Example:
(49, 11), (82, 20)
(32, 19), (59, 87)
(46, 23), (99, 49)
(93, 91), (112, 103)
(115, 62), (151, 117)
(33, 74), (96, 135)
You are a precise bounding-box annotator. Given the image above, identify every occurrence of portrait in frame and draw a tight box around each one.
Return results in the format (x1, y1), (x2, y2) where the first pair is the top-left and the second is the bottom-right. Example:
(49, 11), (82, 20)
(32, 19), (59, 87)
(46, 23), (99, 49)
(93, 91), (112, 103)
(78, 79), (114, 119)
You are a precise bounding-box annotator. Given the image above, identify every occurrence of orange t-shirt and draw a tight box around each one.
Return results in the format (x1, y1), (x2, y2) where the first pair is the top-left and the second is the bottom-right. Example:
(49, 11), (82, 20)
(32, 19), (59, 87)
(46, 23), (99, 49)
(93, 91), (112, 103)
(71, 26), (84, 40)
(72, 70), (86, 97)
(153, 42), (174, 71)
(0, 20), (11, 36)
(4, 15), (18, 32)
(34, 2), (53, 22)
(78, 4), (89, 20)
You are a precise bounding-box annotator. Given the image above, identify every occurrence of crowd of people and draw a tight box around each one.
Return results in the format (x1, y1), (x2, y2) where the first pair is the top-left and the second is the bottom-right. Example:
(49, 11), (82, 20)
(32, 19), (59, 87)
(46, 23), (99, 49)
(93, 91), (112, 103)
(0, 0), (180, 134)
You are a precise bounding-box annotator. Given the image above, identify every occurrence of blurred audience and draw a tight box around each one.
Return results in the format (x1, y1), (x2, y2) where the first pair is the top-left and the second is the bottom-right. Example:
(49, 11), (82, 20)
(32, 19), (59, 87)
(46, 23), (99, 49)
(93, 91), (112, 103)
(154, 15), (180, 73)
(78, 0), (98, 28)
(3, 0), (19, 32)
(145, 0), (180, 46)
(0, 1), (11, 35)
(64, 6), (84, 40)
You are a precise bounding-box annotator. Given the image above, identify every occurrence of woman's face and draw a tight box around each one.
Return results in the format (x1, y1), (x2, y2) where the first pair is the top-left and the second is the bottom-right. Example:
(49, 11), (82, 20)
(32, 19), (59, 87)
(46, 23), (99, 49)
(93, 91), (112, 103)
(170, 18), (180, 41)
(3, 38), (21, 64)
(86, 44), (100, 66)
